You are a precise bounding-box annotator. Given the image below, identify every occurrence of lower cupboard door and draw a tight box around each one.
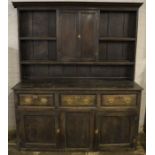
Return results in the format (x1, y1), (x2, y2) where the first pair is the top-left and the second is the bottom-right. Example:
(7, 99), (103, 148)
(96, 112), (137, 150)
(18, 110), (58, 149)
(61, 111), (94, 150)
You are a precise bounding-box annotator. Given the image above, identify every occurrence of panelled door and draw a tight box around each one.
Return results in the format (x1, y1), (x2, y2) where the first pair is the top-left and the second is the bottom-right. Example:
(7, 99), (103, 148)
(18, 110), (58, 149)
(95, 111), (137, 150)
(60, 110), (94, 150)
(58, 10), (79, 61)
(58, 9), (98, 61)
(80, 10), (98, 60)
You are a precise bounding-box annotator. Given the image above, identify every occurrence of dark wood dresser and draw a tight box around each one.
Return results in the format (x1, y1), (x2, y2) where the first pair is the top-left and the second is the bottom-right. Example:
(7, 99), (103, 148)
(12, 2), (143, 151)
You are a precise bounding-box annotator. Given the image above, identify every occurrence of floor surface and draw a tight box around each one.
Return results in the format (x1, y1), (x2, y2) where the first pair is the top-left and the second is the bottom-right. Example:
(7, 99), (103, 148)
(8, 134), (146, 155)
(9, 145), (145, 155)
(8, 150), (145, 155)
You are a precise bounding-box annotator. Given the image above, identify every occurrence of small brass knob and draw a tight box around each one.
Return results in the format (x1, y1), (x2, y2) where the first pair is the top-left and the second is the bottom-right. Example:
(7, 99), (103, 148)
(77, 34), (81, 39)
(56, 129), (60, 134)
(95, 129), (99, 134)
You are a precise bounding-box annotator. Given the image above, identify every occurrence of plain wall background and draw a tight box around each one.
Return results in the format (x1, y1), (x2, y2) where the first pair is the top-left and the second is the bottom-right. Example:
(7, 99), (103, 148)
(8, 0), (146, 132)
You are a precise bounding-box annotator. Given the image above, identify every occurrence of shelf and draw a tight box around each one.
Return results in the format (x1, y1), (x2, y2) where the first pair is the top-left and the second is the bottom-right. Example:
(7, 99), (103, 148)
(21, 60), (135, 65)
(20, 37), (56, 41)
(99, 37), (136, 42)
(22, 76), (130, 80)
(20, 37), (135, 41)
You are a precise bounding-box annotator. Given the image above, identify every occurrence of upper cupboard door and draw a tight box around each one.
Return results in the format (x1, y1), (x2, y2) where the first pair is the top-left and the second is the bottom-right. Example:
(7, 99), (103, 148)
(80, 11), (99, 60)
(58, 10), (79, 61)
(58, 10), (99, 61)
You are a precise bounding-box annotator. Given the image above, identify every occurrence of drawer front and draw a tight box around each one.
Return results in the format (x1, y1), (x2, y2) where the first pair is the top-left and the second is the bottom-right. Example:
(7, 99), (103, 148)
(19, 94), (54, 106)
(102, 94), (137, 106)
(61, 95), (96, 106)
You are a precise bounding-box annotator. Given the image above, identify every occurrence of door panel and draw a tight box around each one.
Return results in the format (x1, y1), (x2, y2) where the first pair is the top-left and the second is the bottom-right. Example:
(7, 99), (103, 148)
(18, 110), (58, 148)
(80, 11), (98, 60)
(58, 10), (79, 61)
(99, 116), (130, 144)
(96, 112), (136, 149)
(61, 111), (94, 149)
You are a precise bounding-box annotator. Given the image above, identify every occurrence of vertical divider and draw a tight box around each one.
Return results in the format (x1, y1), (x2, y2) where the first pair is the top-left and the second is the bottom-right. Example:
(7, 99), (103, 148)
(47, 9), (50, 77)
(56, 9), (60, 61)
(78, 10), (81, 59)
(54, 92), (59, 108)
(18, 9), (22, 82)
(96, 9), (100, 61)
(97, 94), (101, 108)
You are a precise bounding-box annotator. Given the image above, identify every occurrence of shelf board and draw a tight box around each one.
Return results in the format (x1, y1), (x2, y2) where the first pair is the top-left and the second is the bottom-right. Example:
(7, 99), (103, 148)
(99, 37), (136, 41)
(20, 37), (56, 41)
(21, 60), (135, 65)
(22, 76), (130, 80)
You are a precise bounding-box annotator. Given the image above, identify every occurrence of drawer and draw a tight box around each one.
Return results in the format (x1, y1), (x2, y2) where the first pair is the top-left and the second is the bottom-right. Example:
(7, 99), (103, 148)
(60, 95), (96, 106)
(101, 94), (137, 106)
(19, 94), (54, 106)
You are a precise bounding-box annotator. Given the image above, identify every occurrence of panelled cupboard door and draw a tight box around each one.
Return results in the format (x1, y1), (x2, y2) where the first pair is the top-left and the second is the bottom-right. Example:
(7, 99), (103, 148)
(58, 10), (98, 61)
(95, 112), (137, 150)
(18, 110), (58, 149)
(60, 111), (94, 150)
(58, 10), (79, 61)
(80, 11), (98, 60)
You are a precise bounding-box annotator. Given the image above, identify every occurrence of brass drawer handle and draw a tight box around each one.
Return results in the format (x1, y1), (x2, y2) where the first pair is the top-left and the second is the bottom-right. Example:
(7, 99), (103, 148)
(40, 97), (48, 104)
(107, 98), (114, 104)
(56, 129), (60, 134)
(95, 129), (99, 134)
(24, 97), (32, 104)
(124, 97), (132, 104)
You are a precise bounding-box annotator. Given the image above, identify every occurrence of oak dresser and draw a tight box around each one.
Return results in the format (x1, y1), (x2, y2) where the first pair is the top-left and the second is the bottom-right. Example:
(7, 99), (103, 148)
(12, 1), (143, 151)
